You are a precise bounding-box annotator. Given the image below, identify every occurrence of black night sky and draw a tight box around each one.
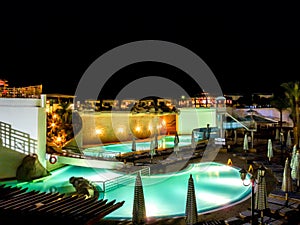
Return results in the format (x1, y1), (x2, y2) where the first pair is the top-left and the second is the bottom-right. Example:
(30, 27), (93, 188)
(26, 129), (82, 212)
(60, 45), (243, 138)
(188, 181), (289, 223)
(0, 2), (299, 98)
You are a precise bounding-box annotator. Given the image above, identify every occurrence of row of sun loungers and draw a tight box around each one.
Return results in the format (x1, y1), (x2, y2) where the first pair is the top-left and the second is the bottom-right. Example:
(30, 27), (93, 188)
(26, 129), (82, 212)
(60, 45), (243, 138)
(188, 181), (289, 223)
(224, 192), (300, 225)
(0, 184), (124, 225)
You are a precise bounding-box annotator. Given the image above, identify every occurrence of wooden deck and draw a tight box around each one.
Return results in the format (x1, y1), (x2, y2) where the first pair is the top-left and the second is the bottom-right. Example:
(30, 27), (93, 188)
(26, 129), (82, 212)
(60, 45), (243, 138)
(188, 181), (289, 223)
(0, 184), (124, 225)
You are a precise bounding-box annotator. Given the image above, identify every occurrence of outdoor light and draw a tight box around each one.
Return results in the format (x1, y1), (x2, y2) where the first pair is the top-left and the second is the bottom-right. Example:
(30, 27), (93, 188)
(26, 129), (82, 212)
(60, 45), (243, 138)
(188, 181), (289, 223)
(239, 165), (265, 225)
(257, 165), (266, 178)
(239, 168), (247, 181)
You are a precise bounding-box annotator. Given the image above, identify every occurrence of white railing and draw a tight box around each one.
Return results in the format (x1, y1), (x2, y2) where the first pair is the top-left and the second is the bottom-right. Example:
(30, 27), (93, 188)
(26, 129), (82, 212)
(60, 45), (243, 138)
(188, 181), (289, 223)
(95, 167), (150, 192)
(0, 121), (37, 155)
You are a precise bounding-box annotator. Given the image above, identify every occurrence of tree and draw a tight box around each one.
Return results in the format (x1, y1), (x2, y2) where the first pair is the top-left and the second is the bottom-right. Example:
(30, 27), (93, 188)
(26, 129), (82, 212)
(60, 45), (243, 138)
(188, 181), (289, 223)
(270, 91), (289, 130)
(281, 81), (300, 147)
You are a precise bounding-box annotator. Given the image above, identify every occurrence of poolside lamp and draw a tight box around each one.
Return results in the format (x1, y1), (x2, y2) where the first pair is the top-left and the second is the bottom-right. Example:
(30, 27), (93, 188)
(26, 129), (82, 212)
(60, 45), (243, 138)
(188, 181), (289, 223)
(258, 165), (266, 178)
(239, 168), (247, 181)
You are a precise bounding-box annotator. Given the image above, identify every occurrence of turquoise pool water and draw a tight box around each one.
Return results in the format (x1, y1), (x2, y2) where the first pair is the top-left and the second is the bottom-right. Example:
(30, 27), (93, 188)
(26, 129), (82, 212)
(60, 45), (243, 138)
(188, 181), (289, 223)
(2, 162), (251, 219)
(84, 135), (193, 157)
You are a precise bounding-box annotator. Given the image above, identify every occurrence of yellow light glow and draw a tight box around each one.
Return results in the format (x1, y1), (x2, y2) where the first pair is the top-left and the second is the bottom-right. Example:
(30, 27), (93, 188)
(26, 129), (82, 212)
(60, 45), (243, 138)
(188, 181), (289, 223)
(95, 129), (103, 135)
(51, 122), (56, 127)
(56, 136), (62, 142)
(117, 127), (124, 133)
(135, 126), (141, 132)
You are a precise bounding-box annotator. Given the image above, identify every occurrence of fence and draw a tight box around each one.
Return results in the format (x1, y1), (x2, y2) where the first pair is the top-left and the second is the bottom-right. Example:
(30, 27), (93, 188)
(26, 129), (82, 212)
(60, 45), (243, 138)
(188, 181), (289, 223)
(0, 121), (37, 155)
(95, 167), (150, 193)
(0, 85), (42, 98)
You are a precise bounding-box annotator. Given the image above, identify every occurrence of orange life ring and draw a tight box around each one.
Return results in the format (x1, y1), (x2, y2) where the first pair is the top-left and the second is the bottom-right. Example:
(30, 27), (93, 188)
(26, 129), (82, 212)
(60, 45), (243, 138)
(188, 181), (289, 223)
(49, 155), (57, 164)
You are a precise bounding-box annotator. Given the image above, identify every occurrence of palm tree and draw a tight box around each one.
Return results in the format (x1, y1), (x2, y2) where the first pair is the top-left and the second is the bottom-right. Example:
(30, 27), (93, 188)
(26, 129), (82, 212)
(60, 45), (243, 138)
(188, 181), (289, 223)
(270, 92), (289, 131)
(281, 81), (300, 147)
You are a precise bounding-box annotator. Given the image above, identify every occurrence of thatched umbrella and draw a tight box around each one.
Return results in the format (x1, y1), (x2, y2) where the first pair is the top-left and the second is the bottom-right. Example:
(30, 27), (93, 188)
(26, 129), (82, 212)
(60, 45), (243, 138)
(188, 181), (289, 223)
(281, 157), (294, 206)
(132, 172), (146, 225)
(267, 139), (273, 162)
(255, 167), (268, 224)
(185, 174), (198, 225)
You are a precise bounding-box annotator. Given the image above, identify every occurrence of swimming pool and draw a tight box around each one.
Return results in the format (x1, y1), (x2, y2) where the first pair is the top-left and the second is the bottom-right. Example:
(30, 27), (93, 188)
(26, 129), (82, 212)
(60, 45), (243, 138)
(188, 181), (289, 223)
(2, 162), (251, 219)
(83, 134), (193, 157)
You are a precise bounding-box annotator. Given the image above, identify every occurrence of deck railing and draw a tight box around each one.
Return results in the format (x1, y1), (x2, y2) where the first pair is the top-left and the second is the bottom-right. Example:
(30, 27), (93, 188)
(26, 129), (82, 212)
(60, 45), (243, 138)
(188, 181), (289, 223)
(0, 121), (37, 155)
(95, 167), (150, 193)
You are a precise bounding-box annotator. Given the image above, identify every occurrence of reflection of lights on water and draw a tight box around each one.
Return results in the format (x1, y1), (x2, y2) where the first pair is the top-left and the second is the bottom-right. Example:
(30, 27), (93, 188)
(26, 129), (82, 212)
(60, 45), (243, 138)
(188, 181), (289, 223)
(198, 192), (230, 205)
(210, 178), (246, 187)
(146, 203), (159, 217)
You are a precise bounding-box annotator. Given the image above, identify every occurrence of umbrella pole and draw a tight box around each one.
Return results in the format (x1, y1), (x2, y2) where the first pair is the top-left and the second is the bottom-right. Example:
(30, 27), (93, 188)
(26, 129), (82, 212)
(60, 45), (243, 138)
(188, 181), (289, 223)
(285, 192), (289, 206)
(260, 210), (264, 225)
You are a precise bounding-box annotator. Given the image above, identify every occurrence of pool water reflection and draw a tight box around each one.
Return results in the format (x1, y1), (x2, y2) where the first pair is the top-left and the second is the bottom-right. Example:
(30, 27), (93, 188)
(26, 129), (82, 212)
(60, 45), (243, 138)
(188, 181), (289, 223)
(3, 162), (251, 219)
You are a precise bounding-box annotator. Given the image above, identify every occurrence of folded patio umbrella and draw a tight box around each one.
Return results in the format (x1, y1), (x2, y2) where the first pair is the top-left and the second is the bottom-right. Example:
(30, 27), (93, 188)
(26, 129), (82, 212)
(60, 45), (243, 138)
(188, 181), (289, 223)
(255, 171), (268, 224)
(132, 172), (146, 225)
(132, 137), (136, 152)
(185, 174), (198, 225)
(243, 134), (249, 152)
(281, 157), (294, 205)
(275, 128), (280, 141)
(290, 145), (297, 169)
(286, 130), (292, 148)
(291, 150), (300, 182)
(267, 139), (273, 162)
(149, 138), (156, 162)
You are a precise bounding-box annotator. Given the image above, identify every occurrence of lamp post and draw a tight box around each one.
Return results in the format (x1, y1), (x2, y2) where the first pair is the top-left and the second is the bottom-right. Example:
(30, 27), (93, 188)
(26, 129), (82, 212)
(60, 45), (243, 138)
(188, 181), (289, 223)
(239, 165), (266, 225)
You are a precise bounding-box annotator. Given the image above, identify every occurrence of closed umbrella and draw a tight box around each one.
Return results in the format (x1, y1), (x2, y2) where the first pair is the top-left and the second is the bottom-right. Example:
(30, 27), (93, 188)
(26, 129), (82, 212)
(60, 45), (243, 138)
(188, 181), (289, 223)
(267, 139), (273, 162)
(281, 157), (294, 206)
(132, 172), (146, 225)
(286, 130), (292, 149)
(132, 137), (136, 152)
(185, 174), (198, 225)
(149, 138), (156, 163)
(154, 133), (158, 150)
(275, 128), (280, 141)
(290, 145), (297, 168)
(243, 134), (249, 154)
(255, 169), (268, 224)
(291, 150), (300, 190)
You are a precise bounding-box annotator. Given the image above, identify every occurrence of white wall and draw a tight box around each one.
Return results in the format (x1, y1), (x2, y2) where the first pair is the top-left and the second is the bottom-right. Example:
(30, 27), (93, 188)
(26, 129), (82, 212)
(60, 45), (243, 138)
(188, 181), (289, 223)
(176, 108), (217, 135)
(0, 98), (47, 176)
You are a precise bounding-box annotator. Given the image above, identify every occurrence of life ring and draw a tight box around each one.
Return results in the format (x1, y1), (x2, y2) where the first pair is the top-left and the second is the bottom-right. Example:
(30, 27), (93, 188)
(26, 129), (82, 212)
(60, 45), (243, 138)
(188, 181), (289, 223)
(49, 155), (57, 164)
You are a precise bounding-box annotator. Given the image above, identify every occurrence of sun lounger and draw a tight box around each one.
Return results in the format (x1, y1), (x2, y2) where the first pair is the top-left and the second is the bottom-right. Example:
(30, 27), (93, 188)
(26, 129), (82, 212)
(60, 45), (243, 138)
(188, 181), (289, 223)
(239, 210), (258, 220)
(224, 216), (244, 225)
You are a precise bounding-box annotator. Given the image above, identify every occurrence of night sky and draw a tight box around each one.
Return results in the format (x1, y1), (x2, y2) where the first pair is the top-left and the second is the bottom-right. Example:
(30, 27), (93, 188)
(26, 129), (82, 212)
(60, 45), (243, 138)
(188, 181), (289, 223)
(0, 2), (299, 98)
